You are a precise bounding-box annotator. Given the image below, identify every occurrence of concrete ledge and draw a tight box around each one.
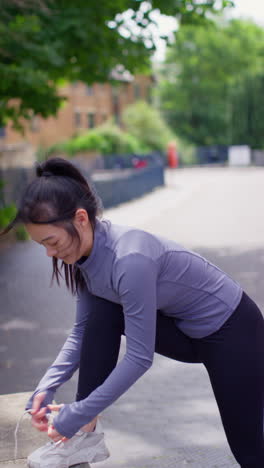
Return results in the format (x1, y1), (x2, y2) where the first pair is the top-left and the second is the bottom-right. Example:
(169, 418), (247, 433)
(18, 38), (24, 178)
(0, 393), (91, 468)
(0, 392), (47, 466)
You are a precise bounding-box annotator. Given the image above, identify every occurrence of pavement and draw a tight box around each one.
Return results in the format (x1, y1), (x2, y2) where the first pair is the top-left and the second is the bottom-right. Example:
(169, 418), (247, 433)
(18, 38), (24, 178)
(0, 365), (238, 468)
(2, 166), (264, 468)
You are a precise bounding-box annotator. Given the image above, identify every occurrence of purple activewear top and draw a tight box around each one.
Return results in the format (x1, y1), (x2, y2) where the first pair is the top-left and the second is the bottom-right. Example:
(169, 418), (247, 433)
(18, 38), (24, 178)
(26, 218), (242, 438)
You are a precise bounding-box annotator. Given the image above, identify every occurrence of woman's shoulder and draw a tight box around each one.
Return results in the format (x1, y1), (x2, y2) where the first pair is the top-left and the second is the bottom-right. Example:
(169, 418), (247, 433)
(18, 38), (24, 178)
(103, 219), (166, 263)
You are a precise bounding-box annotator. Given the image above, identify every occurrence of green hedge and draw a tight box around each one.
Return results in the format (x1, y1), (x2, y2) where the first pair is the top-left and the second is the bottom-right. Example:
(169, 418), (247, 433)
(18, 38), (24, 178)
(38, 123), (150, 160)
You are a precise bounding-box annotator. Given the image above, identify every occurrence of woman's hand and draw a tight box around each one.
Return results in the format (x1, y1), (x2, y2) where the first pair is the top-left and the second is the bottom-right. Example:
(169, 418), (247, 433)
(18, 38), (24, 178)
(47, 425), (68, 443)
(30, 392), (49, 432)
(47, 403), (69, 443)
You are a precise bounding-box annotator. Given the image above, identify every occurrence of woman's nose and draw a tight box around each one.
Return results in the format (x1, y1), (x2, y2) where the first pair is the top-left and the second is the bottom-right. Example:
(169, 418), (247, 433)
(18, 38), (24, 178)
(46, 247), (58, 257)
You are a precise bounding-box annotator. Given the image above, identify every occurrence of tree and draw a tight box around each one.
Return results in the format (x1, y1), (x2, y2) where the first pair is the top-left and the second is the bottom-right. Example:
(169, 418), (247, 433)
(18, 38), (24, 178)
(229, 73), (264, 149)
(159, 19), (264, 148)
(0, 0), (233, 128)
(122, 100), (174, 151)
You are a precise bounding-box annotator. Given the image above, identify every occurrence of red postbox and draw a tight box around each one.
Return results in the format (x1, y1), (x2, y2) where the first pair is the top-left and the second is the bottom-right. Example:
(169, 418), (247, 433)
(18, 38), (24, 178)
(167, 141), (179, 168)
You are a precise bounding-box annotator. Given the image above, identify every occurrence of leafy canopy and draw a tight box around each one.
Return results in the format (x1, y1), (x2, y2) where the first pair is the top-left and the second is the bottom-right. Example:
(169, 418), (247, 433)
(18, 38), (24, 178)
(159, 18), (264, 148)
(0, 0), (233, 127)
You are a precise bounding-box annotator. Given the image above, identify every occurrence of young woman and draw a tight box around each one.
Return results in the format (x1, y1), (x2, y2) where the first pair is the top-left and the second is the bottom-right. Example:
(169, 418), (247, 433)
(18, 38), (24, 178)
(3, 158), (264, 468)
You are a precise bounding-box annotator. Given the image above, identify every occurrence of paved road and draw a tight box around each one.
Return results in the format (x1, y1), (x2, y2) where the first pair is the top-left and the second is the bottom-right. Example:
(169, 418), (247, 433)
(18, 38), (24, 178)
(1, 166), (264, 467)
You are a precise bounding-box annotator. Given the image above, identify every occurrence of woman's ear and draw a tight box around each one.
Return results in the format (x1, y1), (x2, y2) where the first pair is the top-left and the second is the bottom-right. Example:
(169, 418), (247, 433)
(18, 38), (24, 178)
(74, 208), (89, 228)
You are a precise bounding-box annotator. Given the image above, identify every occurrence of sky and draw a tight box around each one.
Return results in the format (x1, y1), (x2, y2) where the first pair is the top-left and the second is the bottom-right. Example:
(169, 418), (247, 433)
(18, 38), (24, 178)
(153, 0), (264, 61)
(228, 0), (264, 24)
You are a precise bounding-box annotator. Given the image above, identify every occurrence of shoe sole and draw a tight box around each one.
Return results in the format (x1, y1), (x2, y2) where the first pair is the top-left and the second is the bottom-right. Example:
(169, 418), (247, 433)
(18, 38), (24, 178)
(70, 464), (91, 468)
(28, 465), (91, 468)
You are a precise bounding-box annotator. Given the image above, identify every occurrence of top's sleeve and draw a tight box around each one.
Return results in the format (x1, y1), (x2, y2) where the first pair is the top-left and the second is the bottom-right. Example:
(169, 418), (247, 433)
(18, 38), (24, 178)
(25, 287), (93, 410)
(53, 254), (158, 438)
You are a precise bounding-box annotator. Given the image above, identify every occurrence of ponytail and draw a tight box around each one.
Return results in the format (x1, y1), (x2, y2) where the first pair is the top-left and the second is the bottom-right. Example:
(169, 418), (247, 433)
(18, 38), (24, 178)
(36, 158), (89, 187)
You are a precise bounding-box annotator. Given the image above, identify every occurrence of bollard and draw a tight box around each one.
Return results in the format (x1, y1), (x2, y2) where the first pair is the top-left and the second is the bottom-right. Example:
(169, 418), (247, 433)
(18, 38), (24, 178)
(70, 464), (91, 468)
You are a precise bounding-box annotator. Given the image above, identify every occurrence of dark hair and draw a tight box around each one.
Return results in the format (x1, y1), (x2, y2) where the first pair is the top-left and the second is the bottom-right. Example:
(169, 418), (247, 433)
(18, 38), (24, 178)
(1, 158), (102, 293)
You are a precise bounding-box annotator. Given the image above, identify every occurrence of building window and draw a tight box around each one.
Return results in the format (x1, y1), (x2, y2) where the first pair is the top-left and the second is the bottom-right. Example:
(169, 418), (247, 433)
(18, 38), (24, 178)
(133, 83), (141, 99)
(85, 85), (94, 96)
(102, 113), (108, 123)
(74, 111), (82, 128)
(87, 112), (95, 128)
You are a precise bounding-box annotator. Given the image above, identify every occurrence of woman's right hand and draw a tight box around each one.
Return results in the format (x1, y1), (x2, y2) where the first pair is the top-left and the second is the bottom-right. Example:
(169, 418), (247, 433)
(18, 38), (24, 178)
(30, 392), (49, 432)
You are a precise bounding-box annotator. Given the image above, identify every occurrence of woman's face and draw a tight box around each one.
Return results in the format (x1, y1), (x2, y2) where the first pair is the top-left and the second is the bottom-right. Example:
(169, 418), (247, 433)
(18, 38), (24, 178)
(26, 210), (93, 264)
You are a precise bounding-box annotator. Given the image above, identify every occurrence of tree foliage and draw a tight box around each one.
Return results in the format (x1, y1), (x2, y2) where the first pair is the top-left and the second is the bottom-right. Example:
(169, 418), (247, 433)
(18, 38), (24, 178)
(159, 19), (264, 148)
(0, 0), (233, 127)
(122, 100), (174, 151)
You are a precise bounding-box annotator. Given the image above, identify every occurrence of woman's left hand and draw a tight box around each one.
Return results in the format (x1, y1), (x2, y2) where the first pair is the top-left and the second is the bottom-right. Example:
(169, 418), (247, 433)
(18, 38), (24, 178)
(47, 424), (68, 443)
(47, 403), (69, 443)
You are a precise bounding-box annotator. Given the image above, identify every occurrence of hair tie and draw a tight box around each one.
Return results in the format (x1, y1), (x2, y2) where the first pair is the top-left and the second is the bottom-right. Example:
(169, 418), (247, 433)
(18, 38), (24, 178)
(42, 171), (53, 177)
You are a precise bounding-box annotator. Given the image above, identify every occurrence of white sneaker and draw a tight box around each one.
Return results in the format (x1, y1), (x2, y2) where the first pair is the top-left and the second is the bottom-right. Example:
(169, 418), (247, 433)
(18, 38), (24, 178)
(27, 421), (110, 468)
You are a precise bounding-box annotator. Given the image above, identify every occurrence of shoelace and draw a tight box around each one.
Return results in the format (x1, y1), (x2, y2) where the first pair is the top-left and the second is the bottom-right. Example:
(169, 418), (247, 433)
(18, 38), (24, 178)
(14, 410), (89, 461)
(14, 409), (33, 461)
(14, 410), (58, 461)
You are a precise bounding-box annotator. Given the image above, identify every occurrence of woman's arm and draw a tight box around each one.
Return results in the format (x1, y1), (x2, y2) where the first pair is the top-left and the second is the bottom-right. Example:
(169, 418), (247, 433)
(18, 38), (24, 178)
(53, 254), (158, 438)
(25, 287), (93, 411)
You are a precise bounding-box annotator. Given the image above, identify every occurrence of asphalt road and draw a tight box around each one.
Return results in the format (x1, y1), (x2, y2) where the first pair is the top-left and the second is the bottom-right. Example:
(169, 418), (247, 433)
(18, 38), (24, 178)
(1, 165), (264, 401)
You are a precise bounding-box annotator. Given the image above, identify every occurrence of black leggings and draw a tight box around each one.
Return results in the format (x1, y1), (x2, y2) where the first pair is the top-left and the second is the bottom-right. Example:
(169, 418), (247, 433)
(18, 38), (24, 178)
(76, 292), (264, 468)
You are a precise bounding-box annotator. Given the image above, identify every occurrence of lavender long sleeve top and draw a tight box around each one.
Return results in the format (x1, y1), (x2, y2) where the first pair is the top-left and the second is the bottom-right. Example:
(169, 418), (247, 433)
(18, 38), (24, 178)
(26, 219), (242, 438)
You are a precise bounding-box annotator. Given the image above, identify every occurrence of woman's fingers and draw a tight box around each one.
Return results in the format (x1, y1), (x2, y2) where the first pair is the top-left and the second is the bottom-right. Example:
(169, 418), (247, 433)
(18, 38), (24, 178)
(48, 425), (68, 443)
(30, 393), (49, 432)
(31, 392), (47, 415)
(47, 403), (64, 412)
(30, 397), (64, 433)
(34, 407), (47, 419)
(32, 420), (49, 432)
(31, 415), (49, 432)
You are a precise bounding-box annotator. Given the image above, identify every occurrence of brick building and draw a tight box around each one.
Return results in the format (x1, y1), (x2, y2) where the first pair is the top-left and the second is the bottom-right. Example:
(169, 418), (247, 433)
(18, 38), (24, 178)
(1, 74), (154, 148)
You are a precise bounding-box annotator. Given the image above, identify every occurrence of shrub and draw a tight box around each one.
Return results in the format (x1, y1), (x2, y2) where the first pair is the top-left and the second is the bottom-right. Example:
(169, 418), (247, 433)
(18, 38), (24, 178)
(177, 138), (197, 166)
(0, 203), (29, 241)
(122, 101), (175, 152)
(40, 123), (149, 158)
(0, 203), (17, 228)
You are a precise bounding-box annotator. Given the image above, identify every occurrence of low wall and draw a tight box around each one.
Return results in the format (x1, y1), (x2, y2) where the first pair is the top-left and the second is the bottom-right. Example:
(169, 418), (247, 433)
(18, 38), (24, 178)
(252, 150), (264, 166)
(91, 164), (164, 209)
